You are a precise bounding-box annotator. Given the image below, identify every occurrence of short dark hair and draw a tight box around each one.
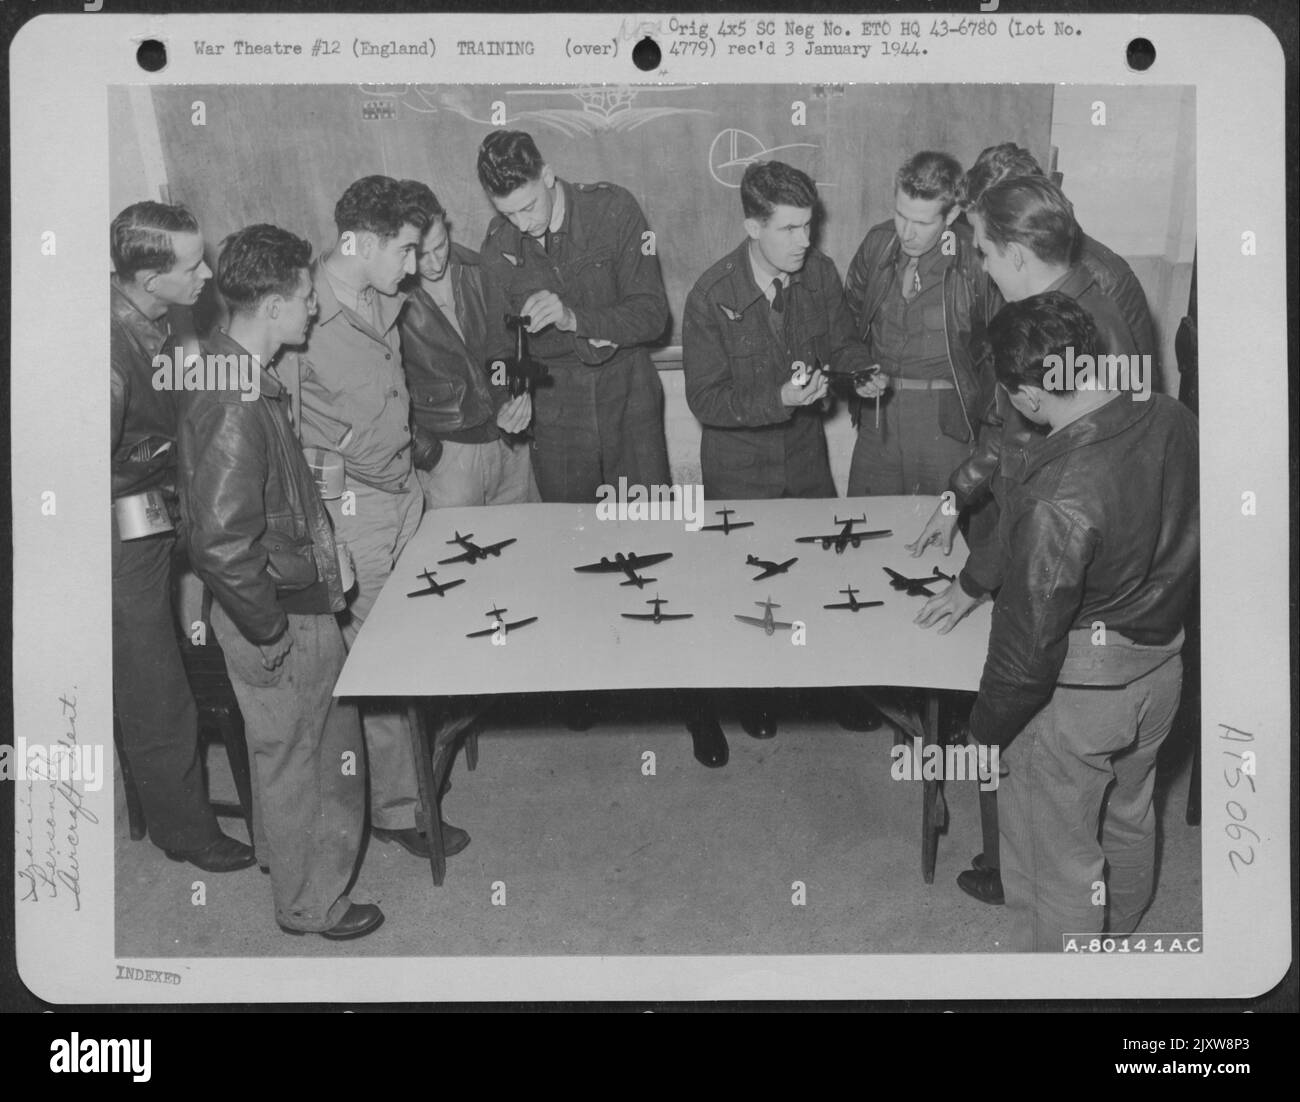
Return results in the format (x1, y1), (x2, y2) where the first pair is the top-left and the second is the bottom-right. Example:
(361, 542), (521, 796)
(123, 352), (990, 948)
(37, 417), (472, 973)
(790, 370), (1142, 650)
(988, 291), (1099, 395)
(959, 143), (1045, 207)
(398, 179), (446, 225)
(216, 224), (313, 314)
(895, 151), (964, 214)
(111, 201), (200, 281)
(970, 176), (1080, 268)
(477, 130), (545, 197)
(334, 175), (429, 241)
(740, 160), (817, 221)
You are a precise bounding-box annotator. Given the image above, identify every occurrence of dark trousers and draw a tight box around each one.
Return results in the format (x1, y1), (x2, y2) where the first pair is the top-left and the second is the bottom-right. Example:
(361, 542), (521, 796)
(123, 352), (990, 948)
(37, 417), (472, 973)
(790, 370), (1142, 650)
(112, 523), (220, 852)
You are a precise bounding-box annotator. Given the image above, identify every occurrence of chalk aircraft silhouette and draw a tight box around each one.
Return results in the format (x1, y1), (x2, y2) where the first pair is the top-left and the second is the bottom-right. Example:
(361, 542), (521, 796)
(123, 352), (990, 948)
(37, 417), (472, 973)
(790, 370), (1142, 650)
(574, 551), (673, 589)
(406, 568), (465, 598)
(746, 553), (798, 581)
(823, 585), (884, 612)
(734, 597), (795, 636)
(795, 514), (893, 553)
(438, 531), (517, 565)
(699, 507), (754, 535)
(620, 594), (694, 623)
(883, 566), (955, 597)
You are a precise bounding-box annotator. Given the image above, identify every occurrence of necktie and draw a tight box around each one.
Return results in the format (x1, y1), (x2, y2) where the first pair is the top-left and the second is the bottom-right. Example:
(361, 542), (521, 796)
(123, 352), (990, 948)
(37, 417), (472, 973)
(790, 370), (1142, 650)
(901, 255), (921, 302)
(771, 278), (785, 314)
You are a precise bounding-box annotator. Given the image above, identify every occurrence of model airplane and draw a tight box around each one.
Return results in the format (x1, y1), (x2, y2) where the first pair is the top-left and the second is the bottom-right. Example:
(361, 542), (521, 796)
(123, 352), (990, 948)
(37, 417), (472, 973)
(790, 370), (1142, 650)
(406, 568), (465, 599)
(883, 566), (955, 597)
(465, 603), (538, 639)
(438, 530), (517, 565)
(746, 553), (798, 581)
(699, 507), (754, 535)
(620, 594), (694, 623)
(573, 551), (673, 589)
(734, 596), (795, 636)
(823, 585), (884, 612)
(795, 514), (893, 553)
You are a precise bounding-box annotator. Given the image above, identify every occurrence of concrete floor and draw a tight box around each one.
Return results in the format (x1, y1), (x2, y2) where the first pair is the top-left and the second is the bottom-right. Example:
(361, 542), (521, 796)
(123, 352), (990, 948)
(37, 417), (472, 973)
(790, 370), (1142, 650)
(115, 691), (1202, 958)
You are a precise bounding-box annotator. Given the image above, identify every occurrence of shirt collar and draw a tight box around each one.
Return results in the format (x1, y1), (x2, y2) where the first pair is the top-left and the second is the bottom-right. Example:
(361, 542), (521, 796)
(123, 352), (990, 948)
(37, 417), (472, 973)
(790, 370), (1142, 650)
(313, 256), (406, 335)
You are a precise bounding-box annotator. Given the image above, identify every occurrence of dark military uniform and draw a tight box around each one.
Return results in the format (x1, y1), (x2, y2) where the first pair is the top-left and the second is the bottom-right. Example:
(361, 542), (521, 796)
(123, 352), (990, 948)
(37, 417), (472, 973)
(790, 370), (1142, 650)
(683, 242), (872, 499)
(479, 178), (670, 503)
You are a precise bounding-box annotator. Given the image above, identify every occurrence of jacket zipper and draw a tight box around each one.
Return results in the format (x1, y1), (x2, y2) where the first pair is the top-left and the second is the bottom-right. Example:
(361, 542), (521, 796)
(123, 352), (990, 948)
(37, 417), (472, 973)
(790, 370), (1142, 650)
(941, 265), (974, 441)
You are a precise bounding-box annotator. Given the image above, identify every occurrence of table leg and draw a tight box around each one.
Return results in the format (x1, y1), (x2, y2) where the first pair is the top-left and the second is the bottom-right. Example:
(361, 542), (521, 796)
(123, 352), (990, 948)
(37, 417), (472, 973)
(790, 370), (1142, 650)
(921, 690), (948, 885)
(407, 700), (447, 886)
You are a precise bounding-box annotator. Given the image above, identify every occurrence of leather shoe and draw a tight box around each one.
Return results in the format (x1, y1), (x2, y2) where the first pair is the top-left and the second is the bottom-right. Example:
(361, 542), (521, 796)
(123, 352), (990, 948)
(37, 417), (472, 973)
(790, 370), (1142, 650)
(957, 866), (1005, 905)
(971, 852), (991, 871)
(280, 902), (385, 941)
(373, 823), (470, 859)
(687, 713), (729, 768)
(738, 709), (777, 740)
(164, 833), (257, 873)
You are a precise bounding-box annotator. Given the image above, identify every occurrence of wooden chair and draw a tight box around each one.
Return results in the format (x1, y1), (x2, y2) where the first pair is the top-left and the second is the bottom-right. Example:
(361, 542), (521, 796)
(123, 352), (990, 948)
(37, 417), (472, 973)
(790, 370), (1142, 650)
(114, 585), (255, 839)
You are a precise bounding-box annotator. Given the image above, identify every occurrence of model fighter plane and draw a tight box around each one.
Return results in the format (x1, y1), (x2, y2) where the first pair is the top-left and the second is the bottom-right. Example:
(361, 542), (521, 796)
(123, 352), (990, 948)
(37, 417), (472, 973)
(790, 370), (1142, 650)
(795, 514), (893, 553)
(734, 597), (795, 636)
(823, 585), (884, 612)
(438, 531), (518, 565)
(465, 603), (538, 639)
(621, 594), (694, 623)
(699, 507), (754, 535)
(574, 551), (673, 589)
(746, 553), (798, 581)
(406, 568), (465, 599)
(883, 566), (955, 597)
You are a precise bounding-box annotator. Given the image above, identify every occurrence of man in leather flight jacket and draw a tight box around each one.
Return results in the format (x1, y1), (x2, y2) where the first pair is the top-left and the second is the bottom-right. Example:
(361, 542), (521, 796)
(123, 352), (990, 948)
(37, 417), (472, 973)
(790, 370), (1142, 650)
(179, 225), (380, 940)
(843, 152), (1002, 496)
(913, 176), (1146, 909)
(398, 181), (537, 507)
(110, 201), (254, 873)
(964, 292), (1198, 951)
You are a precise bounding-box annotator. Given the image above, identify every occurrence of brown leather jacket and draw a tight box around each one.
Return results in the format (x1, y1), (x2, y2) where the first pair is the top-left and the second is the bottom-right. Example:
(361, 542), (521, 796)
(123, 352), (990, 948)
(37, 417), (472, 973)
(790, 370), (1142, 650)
(401, 244), (505, 469)
(178, 330), (347, 645)
(968, 394), (1199, 747)
(844, 220), (1002, 442)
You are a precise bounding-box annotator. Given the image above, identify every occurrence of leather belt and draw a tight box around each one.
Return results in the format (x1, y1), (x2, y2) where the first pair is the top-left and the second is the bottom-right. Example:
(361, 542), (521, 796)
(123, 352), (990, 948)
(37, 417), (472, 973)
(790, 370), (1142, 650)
(885, 376), (956, 391)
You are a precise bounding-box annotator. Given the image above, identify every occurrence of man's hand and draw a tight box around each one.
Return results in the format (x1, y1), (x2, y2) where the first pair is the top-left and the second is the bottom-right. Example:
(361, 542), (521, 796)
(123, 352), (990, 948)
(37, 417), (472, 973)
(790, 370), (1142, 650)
(907, 501), (960, 557)
(259, 631), (293, 671)
(521, 290), (576, 334)
(853, 366), (888, 400)
(496, 393), (533, 435)
(780, 369), (828, 407)
(914, 582), (983, 635)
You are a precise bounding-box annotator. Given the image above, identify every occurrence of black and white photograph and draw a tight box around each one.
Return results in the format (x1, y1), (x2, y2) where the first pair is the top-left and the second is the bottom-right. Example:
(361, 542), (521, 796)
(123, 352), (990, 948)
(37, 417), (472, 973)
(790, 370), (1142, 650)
(7, 10), (1291, 1006)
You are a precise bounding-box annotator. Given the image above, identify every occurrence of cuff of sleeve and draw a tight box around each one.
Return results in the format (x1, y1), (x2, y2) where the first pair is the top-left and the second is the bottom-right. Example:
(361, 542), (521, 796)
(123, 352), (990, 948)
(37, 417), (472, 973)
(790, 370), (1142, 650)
(251, 616), (289, 647)
(959, 566), (992, 601)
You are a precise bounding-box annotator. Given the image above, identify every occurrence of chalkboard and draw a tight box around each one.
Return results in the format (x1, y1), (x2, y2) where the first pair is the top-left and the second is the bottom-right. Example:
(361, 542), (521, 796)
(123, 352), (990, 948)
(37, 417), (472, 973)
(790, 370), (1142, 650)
(145, 83), (1052, 341)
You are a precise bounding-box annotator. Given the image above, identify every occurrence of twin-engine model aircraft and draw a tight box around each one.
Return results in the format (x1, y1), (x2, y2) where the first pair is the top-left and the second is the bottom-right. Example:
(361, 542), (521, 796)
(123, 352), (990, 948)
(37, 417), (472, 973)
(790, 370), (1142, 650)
(883, 566), (955, 597)
(795, 514), (893, 553)
(574, 551), (673, 589)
